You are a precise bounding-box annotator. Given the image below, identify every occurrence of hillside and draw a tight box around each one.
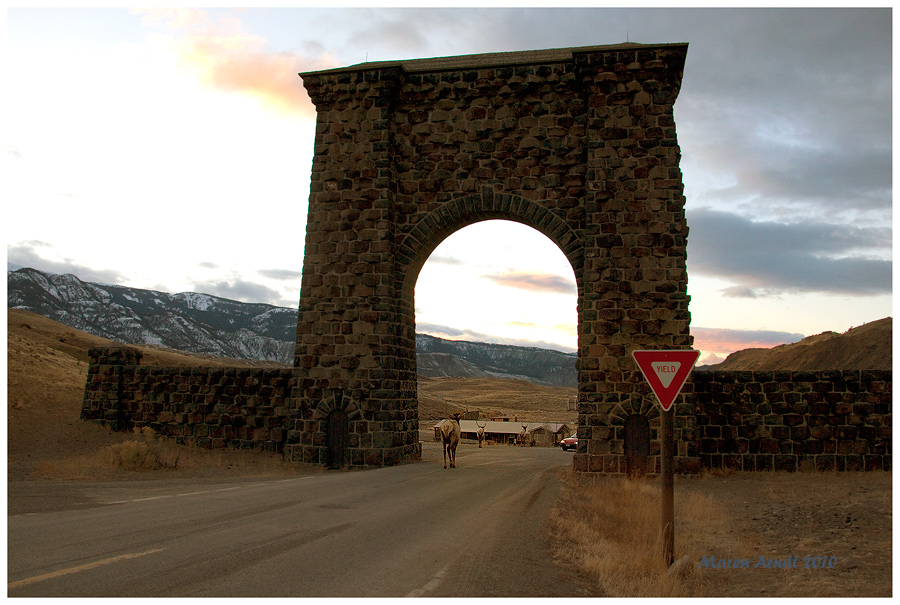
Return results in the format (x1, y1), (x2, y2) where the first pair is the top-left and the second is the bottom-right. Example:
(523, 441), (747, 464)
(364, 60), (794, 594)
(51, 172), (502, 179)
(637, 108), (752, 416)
(7, 309), (288, 478)
(700, 317), (892, 371)
(416, 333), (576, 387)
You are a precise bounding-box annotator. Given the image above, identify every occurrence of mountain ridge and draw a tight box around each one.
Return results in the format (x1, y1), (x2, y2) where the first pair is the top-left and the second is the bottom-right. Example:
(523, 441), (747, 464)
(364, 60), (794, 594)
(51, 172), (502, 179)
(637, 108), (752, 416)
(7, 267), (577, 386)
(8, 267), (889, 383)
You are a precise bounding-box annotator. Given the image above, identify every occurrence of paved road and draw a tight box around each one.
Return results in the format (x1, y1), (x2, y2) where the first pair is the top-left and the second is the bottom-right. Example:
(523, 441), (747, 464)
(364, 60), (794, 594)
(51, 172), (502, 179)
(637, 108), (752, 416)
(8, 442), (599, 597)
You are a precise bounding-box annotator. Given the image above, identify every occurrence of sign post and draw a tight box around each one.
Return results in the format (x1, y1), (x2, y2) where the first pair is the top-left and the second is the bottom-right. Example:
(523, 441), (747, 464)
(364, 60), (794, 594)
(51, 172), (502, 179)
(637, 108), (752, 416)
(632, 349), (700, 567)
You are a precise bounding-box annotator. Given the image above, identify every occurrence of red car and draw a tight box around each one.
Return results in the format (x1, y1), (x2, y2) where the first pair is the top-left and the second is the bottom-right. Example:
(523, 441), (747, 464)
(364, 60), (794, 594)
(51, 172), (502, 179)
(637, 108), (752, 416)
(559, 434), (578, 451)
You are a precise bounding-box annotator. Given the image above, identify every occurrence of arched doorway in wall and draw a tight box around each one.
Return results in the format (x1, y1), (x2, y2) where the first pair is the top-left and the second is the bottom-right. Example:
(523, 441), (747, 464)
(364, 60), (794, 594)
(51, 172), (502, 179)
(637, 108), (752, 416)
(413, 219), (578, 434)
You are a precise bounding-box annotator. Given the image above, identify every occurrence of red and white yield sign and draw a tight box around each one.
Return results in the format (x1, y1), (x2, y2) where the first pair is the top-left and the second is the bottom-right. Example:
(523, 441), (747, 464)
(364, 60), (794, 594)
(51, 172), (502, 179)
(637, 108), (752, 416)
(632, 350), (701, 412)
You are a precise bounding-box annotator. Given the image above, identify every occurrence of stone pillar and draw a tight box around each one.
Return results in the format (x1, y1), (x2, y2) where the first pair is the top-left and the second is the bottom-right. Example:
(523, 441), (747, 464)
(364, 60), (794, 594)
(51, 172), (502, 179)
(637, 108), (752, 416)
(292, 66), (421, 468)
(572, 45), (693, 474)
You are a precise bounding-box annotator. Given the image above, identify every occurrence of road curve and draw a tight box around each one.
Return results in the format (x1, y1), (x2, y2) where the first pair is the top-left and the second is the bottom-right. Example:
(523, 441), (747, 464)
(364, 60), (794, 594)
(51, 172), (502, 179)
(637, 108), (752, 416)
(8, 442), (599, 597)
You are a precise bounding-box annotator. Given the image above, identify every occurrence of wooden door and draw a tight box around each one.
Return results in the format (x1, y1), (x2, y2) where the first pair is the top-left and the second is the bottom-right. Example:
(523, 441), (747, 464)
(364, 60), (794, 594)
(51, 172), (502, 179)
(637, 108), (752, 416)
(624, 414), (650, 477)
(326, 409), (349, 469)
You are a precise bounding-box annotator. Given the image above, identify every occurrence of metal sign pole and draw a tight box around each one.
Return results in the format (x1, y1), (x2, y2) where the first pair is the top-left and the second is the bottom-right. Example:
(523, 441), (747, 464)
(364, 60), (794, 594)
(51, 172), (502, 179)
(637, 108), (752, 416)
(660, 407), (675, 567)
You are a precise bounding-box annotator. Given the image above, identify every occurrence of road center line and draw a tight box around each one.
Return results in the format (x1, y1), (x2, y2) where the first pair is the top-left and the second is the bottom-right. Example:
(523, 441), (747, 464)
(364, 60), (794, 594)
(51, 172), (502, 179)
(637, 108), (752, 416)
(101, 476), (313, 505)
(405, 565), (450, 597)
(8, 548), (166, 590)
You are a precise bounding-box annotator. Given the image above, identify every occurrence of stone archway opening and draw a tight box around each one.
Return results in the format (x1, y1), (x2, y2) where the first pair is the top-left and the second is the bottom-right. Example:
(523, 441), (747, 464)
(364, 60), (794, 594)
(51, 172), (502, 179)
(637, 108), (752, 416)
(413, 218), (579, 445)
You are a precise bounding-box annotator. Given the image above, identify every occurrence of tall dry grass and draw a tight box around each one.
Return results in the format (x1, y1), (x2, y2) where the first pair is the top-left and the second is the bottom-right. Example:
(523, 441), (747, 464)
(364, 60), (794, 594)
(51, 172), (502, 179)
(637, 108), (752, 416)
(547, 470), (742, 597)
(33, 427), (308, 480)
(100, 427), (182, 470)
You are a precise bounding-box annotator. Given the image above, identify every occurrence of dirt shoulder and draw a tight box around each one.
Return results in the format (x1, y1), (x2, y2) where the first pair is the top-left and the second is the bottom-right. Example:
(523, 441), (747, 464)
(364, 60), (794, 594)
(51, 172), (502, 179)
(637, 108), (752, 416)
(677, 471), (892, 597)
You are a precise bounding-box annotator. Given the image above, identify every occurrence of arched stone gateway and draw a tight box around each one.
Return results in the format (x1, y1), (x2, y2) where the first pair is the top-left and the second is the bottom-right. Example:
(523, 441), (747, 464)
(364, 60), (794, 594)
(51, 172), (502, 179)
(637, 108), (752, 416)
(288, 42), (698, 472)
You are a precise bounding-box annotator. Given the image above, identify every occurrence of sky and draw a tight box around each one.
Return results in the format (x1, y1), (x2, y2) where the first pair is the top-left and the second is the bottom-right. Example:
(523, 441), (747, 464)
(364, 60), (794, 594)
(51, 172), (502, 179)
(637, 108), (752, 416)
(4, 6), (893, 365)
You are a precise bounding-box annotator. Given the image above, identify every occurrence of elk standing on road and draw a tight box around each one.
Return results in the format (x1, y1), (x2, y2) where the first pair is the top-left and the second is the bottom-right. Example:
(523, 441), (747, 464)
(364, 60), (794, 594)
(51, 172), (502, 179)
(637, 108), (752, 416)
(476, 420), (486, 448)
(439, 413), (462, 469)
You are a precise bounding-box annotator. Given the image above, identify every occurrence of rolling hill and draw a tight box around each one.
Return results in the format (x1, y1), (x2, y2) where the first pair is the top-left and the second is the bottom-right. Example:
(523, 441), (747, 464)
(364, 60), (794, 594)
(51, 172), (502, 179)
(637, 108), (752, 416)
(698, 317), (892, 371)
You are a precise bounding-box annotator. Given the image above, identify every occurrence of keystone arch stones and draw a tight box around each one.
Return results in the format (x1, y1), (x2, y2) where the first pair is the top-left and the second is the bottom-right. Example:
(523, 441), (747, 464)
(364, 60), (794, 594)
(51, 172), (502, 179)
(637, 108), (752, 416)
(289, 42), (695, 472)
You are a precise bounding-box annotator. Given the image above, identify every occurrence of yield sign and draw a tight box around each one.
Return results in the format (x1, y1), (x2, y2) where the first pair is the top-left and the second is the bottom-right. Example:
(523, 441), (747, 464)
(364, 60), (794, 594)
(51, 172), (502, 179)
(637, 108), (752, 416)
(632, 350), (701, 412)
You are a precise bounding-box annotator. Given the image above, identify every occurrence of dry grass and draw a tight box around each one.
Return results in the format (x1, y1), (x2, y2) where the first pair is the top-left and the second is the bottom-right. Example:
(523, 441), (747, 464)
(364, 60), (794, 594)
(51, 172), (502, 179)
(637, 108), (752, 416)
(548, 469), (892, 597)
(417, 375), (576, 423)
(547, 470), (742, 597)
(32, 427), (313, 481)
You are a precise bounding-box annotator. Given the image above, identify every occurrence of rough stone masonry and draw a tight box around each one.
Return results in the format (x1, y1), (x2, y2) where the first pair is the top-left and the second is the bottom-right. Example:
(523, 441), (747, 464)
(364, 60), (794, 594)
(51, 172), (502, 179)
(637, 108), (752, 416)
(292, 42), (692, 470)
(80, 42), (891, 473)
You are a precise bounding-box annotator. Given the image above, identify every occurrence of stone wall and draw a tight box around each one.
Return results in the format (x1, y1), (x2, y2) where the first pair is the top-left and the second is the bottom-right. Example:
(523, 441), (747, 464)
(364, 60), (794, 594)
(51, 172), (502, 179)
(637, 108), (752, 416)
(82, 347), (890, 472)
(573, 368), (701, 475)
(690, 370), (891, 472)
(81, 346), (422, 465)
(82, 347), (294, 453)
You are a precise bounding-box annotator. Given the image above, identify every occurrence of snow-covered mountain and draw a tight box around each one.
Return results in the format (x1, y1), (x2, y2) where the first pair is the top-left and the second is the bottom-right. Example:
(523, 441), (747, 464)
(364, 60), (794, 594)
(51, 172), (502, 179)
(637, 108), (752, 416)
(7, 268), (296, 363)
(7, 267), (577, 386)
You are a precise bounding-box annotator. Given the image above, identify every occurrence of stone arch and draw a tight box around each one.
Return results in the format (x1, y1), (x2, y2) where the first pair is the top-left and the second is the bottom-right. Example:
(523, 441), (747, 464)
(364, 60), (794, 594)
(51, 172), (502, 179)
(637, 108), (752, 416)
(290, 42), (696, 472)
(312, 391), (362, 421)
(396, 189), (585, 311)
(310, 391), (362, 468)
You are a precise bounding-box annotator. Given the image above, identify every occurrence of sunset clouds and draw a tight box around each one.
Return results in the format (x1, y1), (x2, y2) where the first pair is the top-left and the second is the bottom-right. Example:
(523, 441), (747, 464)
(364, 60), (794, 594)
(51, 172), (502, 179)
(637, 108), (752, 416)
(483, 272), (576, 295)
(692, 327), (805, 365)
(134, 8), (337, 117)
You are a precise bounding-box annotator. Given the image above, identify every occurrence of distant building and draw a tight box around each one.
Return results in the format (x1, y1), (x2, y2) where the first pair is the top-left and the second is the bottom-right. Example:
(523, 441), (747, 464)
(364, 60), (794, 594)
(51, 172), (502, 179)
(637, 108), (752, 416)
(433, 420), (573, 446)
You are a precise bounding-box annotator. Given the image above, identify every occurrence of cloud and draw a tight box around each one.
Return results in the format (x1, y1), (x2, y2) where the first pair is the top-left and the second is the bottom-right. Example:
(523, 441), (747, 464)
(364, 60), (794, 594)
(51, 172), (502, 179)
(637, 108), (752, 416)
(719, 286), (758, 299)
(7, 241), (126, 285)
(417, 323), (469, 339)
(692, 326), (805, 357)
(258, 268), (302, 281)
(699, 353), (726, 366)
(483, 271), (576, 295)
(687, 208), (891, 297)
(134, 8), (339, 117)
(189, 277), (285, 305)
(426, 255), (464, 266)
(682, 108), (891, 222)
(345, 10), (432, 55)
(674, 9), (891, 223)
